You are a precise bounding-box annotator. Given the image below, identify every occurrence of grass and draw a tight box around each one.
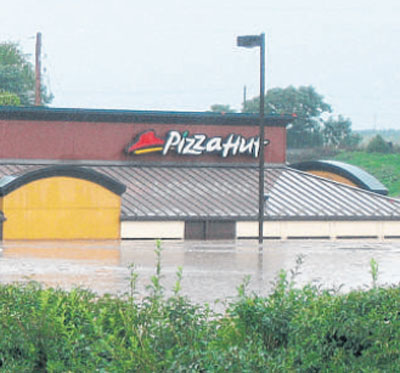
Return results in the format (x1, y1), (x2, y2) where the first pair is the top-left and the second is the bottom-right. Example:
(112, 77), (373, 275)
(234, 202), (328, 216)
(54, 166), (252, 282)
(332, 151), (400, 196)
(1, 244), (400, 372)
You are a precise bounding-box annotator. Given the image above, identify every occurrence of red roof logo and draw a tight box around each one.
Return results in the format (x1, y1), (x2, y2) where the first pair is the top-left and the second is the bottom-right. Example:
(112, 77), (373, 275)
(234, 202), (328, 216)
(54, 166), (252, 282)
(126, 130), (165, 155)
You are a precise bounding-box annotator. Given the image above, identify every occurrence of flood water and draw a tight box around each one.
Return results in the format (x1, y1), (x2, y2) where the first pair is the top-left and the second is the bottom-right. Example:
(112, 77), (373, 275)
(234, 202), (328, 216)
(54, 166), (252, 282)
(1, 239), (400, 308)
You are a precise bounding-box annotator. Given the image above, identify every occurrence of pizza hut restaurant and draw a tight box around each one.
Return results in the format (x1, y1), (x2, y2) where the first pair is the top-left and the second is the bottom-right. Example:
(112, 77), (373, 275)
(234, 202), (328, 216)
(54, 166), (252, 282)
(0, 106), (400, 241)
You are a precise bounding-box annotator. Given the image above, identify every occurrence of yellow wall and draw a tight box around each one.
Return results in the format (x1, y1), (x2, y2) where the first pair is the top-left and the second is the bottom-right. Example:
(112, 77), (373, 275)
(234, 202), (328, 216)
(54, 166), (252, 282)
(1, 177), (121, 240)
(307, 170), (358, 187)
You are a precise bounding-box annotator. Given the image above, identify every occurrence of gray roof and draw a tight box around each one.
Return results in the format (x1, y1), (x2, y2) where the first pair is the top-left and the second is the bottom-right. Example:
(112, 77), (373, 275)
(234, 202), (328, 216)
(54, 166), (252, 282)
(290, 160), (388, 195)
(0, 161), (399, 221)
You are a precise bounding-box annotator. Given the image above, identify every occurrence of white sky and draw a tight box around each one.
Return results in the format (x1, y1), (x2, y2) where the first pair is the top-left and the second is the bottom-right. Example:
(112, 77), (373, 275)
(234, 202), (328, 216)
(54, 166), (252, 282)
(1, 0), (400, 129)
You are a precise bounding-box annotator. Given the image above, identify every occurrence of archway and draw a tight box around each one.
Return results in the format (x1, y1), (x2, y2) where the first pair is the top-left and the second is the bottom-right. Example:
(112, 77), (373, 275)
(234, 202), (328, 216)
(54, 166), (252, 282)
(0, 166), (126, 240)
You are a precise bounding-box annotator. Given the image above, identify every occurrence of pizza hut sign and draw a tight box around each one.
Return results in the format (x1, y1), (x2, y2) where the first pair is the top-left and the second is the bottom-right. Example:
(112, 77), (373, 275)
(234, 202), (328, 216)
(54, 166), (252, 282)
(126, 130), (270, 158)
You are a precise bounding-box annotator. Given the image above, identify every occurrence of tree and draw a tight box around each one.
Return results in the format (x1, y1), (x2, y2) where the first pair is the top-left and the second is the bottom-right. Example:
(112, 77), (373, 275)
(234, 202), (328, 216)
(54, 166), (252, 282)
(243, 86), (332, 148)
(343, 132), (363, 149)
(366, 135), (392, 153)
(0, 42), (53, 106)
(0, 90), (20, 106)
(322, 115), (361, 149)
(209, 104), (236, 113)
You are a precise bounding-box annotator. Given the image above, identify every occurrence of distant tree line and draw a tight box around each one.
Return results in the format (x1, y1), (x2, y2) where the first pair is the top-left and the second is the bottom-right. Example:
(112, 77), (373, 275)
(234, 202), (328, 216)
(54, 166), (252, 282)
(210, 85), (362, 150)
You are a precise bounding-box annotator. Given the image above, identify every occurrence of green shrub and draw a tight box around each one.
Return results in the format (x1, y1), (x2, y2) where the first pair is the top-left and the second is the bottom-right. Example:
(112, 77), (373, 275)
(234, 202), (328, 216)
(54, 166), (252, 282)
(0, 249), (400, 371)
(366, 134), (393, 153)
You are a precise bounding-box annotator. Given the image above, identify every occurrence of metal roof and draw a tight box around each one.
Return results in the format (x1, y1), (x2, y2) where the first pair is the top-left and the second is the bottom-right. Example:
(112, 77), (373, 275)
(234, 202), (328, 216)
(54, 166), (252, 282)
(290, 160), (388, 195)
(0, 161), (399, 221)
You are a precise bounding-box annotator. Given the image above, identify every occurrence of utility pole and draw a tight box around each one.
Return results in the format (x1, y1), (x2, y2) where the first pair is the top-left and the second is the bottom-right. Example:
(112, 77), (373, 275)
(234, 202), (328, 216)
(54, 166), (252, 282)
(35, 32), (42, 106)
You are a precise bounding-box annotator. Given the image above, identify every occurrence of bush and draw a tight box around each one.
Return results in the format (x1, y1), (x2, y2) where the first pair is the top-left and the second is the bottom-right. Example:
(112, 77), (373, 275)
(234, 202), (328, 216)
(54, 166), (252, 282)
(366, 134), (393, 153)
(0, 249), (400, 371)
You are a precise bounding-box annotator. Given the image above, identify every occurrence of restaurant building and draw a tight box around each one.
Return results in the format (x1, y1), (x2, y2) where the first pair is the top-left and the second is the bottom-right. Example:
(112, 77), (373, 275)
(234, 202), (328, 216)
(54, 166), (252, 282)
(0, 106), (399, 240)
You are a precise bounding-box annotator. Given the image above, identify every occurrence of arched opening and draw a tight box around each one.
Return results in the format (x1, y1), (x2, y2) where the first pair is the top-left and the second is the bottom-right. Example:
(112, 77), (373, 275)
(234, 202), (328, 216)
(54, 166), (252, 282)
(0, 166), (126, 240)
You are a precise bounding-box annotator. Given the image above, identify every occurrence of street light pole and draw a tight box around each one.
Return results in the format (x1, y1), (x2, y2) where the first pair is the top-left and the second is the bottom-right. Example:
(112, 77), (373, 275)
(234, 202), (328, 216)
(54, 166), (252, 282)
(258, 33), (265, 245)
(237, 33), (266, 245)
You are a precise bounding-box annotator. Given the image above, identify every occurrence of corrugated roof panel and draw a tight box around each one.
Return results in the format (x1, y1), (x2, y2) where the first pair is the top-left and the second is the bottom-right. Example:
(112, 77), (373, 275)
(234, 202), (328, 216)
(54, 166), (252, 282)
(0, 162), (399, 221)
(284, 170), (357, 216)
(270, 170), (338, 217)
(284, 168), (400, 218)
(272, 170), (342, 217)
(295, 169), (378, 216)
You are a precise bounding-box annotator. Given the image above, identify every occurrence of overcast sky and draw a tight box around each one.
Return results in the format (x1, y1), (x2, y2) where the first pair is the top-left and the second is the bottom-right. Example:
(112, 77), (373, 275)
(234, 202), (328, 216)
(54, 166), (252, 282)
(1, 0), (400, 129)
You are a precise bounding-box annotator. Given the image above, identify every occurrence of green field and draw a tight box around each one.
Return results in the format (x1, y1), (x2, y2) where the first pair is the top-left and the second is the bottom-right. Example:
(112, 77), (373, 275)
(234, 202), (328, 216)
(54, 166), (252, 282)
(332, 151), (400, 196)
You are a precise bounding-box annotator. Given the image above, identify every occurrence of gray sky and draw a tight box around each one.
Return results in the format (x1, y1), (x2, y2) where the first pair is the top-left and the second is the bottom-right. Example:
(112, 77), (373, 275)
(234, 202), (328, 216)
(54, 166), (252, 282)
(1, 0), (400, 129)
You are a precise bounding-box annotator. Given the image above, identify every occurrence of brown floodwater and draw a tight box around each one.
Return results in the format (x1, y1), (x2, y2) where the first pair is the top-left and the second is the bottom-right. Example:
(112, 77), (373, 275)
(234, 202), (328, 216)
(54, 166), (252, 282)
(1, 239), (400, 307)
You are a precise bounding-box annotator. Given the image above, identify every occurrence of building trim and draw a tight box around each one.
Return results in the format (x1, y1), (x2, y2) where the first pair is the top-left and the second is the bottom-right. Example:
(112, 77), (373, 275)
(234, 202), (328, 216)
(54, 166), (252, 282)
(0, 106), (293, 127)
(0, 166), (126, 197)
(0, 158), (286, 169)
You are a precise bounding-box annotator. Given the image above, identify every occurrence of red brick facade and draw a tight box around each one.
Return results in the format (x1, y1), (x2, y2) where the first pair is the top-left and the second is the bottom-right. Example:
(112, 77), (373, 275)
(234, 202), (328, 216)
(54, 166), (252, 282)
(0, 109), (289, 164)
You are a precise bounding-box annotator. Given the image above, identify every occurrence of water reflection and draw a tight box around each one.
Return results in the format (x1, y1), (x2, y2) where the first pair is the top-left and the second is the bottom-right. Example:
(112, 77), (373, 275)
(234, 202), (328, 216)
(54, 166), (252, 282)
(3, 242), (120, 263)
(0, 240), (400, 306)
